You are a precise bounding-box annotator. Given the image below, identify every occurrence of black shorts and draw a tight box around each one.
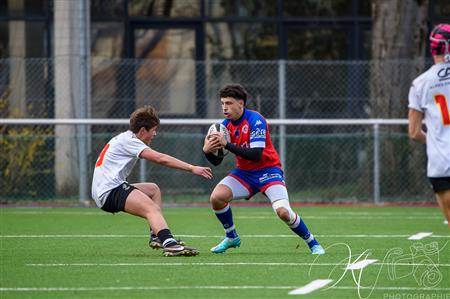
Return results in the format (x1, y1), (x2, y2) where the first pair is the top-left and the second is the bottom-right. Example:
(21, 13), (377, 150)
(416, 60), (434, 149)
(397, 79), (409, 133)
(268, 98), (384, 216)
(429, 177), (450, 193)
(101, 182), (137, 213)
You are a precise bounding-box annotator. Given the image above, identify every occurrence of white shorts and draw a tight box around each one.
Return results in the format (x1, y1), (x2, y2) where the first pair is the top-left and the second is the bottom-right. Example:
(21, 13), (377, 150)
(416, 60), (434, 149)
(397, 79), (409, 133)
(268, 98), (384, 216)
(219, 176), (289, 203)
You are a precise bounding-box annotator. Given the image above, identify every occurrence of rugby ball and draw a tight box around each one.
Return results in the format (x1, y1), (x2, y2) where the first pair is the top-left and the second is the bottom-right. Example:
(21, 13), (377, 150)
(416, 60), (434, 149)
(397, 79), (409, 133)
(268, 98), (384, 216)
(207, 123), (230, 158)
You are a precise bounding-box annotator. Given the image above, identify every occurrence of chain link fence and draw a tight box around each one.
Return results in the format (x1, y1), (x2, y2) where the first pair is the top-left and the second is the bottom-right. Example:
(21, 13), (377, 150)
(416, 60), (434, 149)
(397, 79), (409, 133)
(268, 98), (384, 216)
(0, 58), (434, 203)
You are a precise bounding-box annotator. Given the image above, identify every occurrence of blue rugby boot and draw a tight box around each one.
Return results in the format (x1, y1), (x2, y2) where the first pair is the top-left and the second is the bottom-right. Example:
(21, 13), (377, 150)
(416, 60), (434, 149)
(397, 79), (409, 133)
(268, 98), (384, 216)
(210, 236), (241, 254)
(311, 244), (325, 255)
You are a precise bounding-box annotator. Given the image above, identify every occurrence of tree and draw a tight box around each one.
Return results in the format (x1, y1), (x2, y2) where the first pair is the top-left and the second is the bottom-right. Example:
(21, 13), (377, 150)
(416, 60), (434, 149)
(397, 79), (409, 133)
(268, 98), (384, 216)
(368, 0), (430, 198)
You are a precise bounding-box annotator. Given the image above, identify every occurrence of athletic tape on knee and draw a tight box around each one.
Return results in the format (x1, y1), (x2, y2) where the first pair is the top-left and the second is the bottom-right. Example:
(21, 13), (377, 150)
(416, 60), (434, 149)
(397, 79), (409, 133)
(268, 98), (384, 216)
(271, 199), (296, 223)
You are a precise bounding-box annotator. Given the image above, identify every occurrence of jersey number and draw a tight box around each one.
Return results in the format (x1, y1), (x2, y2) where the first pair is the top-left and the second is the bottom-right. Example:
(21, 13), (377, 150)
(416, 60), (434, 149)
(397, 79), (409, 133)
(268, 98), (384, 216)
(95, 143), (110, 167)
(434, 94), (450, 125)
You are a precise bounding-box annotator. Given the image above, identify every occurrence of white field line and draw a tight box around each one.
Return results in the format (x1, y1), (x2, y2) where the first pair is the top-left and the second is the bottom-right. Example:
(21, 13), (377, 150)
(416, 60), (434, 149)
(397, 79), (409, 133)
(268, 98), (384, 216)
(0, 211), (441, 217)
(0, 211), (105, 215)
(332, 286), (450, 291)
(346, 259), (378, 270)
(25, 261), (450, 267)
(0, 214), (443, 220)
(1, 285), (450, 292)
(289, 279), (333, 295)
(299, 212), (438, 216)
(408, 232), (433, 240)
(236, 216), (442, 220)
(2, 234), (449, 238)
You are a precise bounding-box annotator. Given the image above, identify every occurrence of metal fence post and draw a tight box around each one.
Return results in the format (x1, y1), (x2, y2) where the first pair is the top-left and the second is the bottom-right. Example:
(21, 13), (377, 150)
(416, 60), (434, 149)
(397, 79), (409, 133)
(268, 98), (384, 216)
(373, 123), (381, 204)
(278, 60), (286, 170)
(140, 159), (146, 182)
(78, 0), (89, 203)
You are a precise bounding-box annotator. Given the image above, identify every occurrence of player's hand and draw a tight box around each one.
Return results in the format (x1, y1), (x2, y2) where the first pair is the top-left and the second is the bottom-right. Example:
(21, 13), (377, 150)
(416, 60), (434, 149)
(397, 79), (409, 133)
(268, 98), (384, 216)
(203, 133), (223, 153)
(214, 132), (228, 147)
(191, 166), (213, 179)
(208, 132), (227, 147)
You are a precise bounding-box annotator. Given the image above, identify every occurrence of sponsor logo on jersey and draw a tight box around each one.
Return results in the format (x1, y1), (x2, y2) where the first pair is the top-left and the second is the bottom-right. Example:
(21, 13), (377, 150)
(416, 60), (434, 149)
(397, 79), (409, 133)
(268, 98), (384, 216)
(255, 120), (263, 126)
(437, 67), (450, 78)
(259, 172), (283, 183)
(242, 125), (249, 134)
(250, 128), (266, 139)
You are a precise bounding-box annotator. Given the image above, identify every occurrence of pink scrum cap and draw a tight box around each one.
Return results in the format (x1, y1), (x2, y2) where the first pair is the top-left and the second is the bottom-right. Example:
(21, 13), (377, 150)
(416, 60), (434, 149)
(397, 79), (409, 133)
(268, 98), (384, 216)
(429, 23), (450, 60)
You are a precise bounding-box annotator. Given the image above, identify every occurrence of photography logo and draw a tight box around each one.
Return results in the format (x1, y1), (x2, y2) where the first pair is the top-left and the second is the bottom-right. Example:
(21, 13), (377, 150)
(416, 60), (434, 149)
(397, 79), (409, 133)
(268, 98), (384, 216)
(385, 241), (443, 288)
(306, 241), (447, 299)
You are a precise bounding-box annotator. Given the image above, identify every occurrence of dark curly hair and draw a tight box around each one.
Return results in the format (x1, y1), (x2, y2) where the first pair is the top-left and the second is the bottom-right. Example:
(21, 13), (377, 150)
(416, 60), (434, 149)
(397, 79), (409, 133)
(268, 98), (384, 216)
(219, 84), (248, 105)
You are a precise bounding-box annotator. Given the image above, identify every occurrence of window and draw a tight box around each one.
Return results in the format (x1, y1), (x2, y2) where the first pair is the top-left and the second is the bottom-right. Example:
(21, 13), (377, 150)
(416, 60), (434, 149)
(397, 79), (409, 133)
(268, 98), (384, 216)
(134, 28), (195, 59)
(0, 1), (7, 16)
(362, 29), (371, 59)
(284, 0), (352, 17)
(91, 0), (125, 17)
(205, 0), (276, 17)
(1, 0), (50, 17)
(206, 22), (277, 60)
(434, 0), (450, 17)
(0, 21), (47, 58)
(91, 22), (124, 57)
(0, 22), (8, 58)
(133, 27), (197, 115)
(26, 22), (46, 57)
(287, 27), (348, 60)
(128, 0), (200, 17)
(358, 0), (371, 16)
(90, 23), (126, 118)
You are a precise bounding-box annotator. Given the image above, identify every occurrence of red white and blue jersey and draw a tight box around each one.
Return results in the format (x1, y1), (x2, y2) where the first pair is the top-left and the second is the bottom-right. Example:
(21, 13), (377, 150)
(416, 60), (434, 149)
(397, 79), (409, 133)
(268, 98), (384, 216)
(222, 109), (281, 171)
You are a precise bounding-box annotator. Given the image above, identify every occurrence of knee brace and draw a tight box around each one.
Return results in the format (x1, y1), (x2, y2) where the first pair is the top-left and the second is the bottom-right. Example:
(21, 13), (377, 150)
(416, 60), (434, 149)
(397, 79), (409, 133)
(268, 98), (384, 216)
(271, 199), (297, 224)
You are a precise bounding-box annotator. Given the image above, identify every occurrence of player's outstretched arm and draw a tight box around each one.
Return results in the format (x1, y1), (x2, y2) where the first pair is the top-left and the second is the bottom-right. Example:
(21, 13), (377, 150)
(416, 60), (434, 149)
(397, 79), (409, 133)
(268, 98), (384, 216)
(139, 148), (213, 179)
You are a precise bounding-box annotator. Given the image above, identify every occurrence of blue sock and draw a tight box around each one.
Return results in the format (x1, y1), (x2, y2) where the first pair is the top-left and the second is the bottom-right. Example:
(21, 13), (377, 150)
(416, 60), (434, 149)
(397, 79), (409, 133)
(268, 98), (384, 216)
(289, 214), (319, 248)
(214, 204), (238, 238)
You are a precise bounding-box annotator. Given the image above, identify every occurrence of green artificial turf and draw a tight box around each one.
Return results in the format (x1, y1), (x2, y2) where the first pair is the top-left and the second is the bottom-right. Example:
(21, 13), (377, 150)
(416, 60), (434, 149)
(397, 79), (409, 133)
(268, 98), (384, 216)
(1, 206), (449, 299)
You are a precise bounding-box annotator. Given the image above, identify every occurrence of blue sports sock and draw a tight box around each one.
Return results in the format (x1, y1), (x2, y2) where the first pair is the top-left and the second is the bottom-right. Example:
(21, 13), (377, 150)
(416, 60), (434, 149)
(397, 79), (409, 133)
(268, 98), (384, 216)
(214, 204), (238, 238)
(289, 214), (319, 248)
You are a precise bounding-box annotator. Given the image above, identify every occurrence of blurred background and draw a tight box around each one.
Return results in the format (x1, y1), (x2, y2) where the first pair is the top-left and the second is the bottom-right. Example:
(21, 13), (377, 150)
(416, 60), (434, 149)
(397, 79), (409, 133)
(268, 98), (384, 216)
(0, 0), (449, 204)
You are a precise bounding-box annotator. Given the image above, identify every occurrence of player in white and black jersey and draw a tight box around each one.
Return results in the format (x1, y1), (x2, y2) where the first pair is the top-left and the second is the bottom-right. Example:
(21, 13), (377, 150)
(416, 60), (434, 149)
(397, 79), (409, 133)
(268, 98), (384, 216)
(92, 105), (213, 255)
(408, 23), (450, 227)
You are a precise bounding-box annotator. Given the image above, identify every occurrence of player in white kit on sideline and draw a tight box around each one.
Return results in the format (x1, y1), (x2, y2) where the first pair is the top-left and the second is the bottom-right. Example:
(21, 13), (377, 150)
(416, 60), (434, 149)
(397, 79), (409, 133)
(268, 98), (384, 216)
(408, 23), (450, 228)
(92, 105), (213, 255)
